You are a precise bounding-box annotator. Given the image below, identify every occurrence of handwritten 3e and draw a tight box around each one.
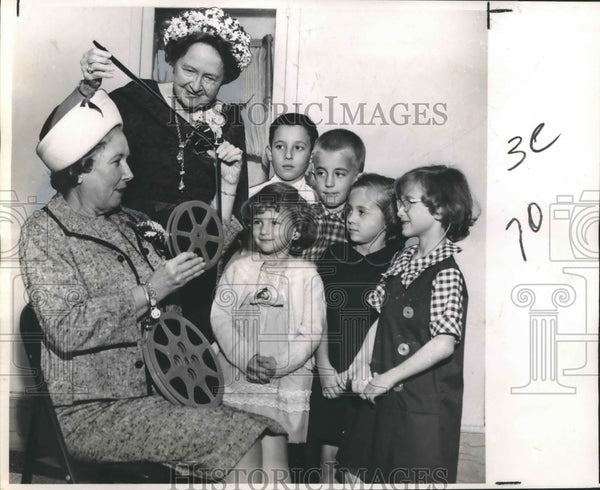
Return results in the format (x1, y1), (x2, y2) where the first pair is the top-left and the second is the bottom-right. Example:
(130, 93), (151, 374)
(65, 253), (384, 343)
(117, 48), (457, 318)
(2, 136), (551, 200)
(505, 122), (561, 261)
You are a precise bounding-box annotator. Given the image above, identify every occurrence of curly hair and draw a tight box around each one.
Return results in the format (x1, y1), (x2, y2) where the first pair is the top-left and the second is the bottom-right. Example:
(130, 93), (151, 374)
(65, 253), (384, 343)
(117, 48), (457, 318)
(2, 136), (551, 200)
(241, 183), (317, 255)
(395, 165), (478, 242)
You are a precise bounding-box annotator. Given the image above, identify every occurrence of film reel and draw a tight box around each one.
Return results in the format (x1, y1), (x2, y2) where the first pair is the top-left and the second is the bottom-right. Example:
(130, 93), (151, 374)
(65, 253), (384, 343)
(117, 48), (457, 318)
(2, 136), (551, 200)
(166, 201), (224, 270)
(143, 312), (223, 407)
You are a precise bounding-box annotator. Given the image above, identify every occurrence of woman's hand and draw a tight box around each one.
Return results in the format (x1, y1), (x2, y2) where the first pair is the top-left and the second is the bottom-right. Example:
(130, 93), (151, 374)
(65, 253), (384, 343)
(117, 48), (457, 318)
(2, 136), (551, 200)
(80, 47), (115, 82)
(209, 141), (244, 166)
(208, 145), (242, 220)
(148, 252), (205, 301)
(208, 142), (244, 188)
(220, 160), (243, 193)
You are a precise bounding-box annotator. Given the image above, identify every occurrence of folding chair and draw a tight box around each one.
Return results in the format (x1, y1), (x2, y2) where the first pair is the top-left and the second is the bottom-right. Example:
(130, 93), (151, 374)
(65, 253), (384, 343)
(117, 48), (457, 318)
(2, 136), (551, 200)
(19, 304), (172, 483)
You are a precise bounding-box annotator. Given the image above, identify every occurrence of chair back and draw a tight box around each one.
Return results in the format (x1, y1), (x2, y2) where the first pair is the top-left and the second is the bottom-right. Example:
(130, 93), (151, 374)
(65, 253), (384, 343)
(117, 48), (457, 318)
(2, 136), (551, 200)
(17, 305), (172, 483)
(19, 304), (46, 391)
(19, 304), (81, 483)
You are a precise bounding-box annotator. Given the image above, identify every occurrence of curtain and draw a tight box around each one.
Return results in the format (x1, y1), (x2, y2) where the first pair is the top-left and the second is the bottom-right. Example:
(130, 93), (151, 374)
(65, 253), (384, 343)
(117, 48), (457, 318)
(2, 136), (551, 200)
(239, 35), (274, 183)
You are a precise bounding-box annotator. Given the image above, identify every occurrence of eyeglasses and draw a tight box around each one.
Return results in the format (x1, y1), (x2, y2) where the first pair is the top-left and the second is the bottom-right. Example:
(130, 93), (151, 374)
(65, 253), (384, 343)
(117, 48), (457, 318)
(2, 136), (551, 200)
(397, 197), (423, 212)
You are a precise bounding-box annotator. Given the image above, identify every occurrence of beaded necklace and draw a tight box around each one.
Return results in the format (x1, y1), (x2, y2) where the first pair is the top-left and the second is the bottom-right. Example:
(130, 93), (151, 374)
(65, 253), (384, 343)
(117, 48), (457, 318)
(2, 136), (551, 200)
(170, 86), (226, 192)
(174, 115), (194, 191)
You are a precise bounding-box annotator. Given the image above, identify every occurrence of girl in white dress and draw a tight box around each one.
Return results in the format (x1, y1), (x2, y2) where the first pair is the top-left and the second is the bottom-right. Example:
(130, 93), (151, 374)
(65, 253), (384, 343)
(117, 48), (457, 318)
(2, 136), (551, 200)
(211, 183), (326, 476)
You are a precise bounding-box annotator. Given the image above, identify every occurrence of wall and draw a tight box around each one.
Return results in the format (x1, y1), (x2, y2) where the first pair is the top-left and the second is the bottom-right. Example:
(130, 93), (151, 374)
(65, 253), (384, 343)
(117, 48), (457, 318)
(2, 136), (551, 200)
(7, 3), (146, 449)
(276, 4), (487, 430)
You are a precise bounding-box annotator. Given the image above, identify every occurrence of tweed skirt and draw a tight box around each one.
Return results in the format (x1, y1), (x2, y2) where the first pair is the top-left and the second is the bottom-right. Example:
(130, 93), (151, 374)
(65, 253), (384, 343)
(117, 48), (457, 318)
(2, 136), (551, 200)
(56, 395), (285, 480)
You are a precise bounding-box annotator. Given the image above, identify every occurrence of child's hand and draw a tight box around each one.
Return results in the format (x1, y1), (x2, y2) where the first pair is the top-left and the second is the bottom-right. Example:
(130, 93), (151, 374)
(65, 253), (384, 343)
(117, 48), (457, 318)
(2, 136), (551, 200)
(336, 369), (352, 392)
(340, 367), (373, 395)
(246, 354), (276, 384)
(320, 370), (343, 399)
(360, 371), (396, 404)
(350, 375), (373, 396)
(341, 364), (374, 395)
(258, 355), (277, 378)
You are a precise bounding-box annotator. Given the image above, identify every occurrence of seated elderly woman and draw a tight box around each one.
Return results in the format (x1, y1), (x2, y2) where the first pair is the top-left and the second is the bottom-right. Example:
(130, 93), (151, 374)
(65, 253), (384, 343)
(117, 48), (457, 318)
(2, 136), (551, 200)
(19, 89), (287, 483)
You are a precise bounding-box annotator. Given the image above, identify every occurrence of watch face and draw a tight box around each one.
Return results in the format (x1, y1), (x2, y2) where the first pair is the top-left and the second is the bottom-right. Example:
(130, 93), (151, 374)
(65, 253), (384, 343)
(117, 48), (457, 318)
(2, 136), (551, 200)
(151, 308), (161, 319)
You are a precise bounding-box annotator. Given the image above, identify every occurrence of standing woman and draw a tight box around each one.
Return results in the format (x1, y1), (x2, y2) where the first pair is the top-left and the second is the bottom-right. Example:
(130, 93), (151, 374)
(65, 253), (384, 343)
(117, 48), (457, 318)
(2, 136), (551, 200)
(77, 8), (252, 341)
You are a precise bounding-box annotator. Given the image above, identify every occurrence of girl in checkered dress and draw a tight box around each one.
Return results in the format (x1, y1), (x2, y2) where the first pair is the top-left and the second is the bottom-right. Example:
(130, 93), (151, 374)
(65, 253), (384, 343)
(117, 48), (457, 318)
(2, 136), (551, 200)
(336, 165), (478, 484)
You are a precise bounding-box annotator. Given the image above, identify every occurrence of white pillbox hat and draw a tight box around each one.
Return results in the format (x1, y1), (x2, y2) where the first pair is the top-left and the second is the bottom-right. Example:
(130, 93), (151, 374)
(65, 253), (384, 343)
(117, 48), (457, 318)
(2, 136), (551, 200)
(36, 89), (123, 172)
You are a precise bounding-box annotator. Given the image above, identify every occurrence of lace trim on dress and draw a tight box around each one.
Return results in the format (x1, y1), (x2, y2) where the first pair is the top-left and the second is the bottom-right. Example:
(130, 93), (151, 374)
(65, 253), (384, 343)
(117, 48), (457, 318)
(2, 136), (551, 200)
(223, 385), (311, 413)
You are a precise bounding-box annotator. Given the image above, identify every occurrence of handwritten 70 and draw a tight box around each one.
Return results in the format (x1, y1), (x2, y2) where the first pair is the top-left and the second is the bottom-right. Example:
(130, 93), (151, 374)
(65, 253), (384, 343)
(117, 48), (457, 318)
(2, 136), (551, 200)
(505, 123), (561, 261)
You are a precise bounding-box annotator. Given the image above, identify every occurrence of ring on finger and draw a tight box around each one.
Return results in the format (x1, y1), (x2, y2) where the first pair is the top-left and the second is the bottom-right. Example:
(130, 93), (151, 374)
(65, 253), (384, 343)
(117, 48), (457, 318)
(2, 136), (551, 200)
(87, 66), (94, 74)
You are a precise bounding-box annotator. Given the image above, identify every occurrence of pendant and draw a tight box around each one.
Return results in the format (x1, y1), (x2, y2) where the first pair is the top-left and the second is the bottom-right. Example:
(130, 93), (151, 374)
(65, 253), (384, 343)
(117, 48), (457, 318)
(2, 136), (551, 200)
(176, 152), (185, 191)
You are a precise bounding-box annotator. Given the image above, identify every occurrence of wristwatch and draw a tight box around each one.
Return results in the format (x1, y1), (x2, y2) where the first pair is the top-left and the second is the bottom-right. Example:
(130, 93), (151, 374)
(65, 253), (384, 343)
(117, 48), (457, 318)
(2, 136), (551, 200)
(146, 282), (161, 320)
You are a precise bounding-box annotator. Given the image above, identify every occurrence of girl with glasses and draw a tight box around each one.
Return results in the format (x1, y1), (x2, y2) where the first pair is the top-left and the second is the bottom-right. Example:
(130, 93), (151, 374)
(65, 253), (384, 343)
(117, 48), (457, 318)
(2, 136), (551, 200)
(337, 165), (478, 484)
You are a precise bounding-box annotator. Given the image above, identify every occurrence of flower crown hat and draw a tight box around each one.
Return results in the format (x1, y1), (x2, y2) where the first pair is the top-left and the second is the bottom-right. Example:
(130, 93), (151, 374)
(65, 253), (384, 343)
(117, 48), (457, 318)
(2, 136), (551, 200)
(164, 7), (252, 71)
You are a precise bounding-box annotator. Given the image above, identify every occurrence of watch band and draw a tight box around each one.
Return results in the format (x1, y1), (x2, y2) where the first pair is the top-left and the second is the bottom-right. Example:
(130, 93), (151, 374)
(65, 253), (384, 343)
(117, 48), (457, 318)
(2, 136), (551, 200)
(146, 282), (161, 320)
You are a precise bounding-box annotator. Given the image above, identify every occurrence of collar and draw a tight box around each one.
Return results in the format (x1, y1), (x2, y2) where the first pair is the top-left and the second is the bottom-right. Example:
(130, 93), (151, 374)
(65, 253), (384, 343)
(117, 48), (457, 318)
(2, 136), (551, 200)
(329, 241), (400, 266)
(46, 193), (136, 244)
(261, 175), (317, 203)
(318, 203), (346, 221)
(267, 174), (304, 187)
(384, 240), (461, 283)
(407, 240), (461, 266)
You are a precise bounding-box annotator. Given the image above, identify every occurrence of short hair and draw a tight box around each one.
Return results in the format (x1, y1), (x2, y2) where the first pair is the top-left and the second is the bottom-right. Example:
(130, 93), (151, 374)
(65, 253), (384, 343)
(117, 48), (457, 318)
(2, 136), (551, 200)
(165, 33), (241, 84)
(395, 165), (479, 242)
(269, 113), (319, 148)
(312, 129), (366, 173)
(49, 138), (109, 194)
(350, 173), (402, 244)
(241, 182), (317, 255)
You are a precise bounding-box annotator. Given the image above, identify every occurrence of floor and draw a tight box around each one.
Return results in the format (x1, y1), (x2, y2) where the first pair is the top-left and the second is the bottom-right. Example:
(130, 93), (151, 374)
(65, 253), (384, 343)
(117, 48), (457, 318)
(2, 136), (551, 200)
(10, 392), (484, 483)
(457, 431), (486, 483)
(9, 431), (485, 484)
